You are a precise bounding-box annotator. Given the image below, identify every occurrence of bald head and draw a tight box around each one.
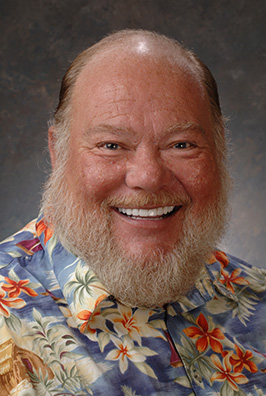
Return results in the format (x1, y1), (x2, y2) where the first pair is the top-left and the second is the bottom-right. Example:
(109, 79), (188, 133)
(50, 30), (226, 166)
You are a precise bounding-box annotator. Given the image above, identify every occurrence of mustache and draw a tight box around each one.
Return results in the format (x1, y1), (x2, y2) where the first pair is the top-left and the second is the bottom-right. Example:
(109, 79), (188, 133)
(103, 191), (191, 209)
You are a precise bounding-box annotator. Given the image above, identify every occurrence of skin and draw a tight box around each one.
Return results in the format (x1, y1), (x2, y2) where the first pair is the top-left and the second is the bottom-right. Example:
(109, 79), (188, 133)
(49, 46), (221, 260)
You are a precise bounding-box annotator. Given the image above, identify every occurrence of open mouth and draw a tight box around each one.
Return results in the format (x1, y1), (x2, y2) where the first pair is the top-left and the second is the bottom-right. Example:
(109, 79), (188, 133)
(115, 206), (181, 220)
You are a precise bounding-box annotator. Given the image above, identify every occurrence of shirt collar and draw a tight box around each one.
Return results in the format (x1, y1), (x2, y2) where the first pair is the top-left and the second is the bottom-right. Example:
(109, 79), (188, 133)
(35, 213), (236, 323)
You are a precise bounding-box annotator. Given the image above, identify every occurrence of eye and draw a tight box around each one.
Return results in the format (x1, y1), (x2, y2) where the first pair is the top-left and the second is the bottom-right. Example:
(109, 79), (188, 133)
(174, 142), (192, 149)
(103, 143), (120, 150)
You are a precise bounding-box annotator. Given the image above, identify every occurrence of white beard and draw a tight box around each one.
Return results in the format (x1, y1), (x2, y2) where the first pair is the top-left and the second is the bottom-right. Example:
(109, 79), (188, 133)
(42, 161), (230, 308)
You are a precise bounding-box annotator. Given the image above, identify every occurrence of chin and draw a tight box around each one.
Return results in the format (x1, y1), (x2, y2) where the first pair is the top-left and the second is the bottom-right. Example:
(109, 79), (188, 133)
(122, 244), (169, 259)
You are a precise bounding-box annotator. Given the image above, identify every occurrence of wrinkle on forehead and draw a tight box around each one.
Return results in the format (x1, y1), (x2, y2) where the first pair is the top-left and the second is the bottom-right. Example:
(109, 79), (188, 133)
(73, 41), (206, 100)
(74, 56), (206, 108)
(70, 46), (212, 144)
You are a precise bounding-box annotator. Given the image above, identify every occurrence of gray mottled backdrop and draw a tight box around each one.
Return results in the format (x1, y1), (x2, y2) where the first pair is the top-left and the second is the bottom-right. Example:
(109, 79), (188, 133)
(1, 1), (265, 267)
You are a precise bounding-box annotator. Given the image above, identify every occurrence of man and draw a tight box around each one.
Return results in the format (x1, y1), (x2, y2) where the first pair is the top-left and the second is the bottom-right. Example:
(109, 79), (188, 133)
(0, 30), (265, 395)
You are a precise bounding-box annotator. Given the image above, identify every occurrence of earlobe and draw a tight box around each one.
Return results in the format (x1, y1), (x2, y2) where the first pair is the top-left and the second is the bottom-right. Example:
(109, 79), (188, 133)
(48, 127), (56, 169)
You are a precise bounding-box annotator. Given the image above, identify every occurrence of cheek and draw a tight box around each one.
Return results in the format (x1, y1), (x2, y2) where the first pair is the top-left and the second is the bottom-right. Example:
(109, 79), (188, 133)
(79, 156), (127, 200)
(173, 158), (219, 202)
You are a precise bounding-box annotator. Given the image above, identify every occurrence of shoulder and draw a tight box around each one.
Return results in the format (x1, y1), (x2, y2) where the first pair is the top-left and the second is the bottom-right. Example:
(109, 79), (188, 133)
(0, 219), (43, 270)
(212, 250), (266, 295)
(206, 251), (266, 337)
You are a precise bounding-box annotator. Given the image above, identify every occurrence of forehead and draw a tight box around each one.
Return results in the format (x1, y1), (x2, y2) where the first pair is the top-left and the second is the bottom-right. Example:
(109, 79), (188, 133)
(70, 50), (212, 136)
(74, 48), (205, 95)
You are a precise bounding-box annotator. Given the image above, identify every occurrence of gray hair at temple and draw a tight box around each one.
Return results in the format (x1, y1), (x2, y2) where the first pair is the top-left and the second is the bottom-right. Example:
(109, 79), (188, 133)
(50, 29), (227, 167)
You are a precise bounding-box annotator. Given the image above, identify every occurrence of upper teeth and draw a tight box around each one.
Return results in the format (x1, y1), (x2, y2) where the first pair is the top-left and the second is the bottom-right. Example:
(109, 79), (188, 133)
(117, 206), (175, 218)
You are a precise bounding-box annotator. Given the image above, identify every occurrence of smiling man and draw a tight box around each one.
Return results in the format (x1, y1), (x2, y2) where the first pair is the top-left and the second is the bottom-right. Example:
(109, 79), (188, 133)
(43, 31), (229, 309)
(1, 30), (266, 395)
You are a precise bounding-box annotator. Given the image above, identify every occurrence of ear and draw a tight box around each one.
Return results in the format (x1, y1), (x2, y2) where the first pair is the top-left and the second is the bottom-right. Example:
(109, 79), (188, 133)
(48, 126), (57, 169)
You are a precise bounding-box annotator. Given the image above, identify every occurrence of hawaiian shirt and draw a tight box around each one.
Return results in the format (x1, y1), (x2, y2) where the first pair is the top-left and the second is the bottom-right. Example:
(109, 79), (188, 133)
(0, 215), (266, 396)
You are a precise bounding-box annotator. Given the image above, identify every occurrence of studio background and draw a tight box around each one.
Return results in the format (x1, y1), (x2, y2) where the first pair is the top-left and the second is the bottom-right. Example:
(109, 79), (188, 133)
(1, 1), (265, 268)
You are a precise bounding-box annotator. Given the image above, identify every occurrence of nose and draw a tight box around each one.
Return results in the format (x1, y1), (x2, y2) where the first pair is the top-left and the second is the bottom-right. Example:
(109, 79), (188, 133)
(125, 147), (172, 192)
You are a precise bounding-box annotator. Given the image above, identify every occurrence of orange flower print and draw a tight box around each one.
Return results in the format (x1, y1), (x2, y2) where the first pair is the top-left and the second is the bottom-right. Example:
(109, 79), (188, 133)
(2, 277), (38, 298)
(36, 219), (53, 245)
(106, 338), (146, 374)
(77, 308), (103, 334)
(77, 295), (108, 334)
(208, 251), (229, 268)
(0, 287), (26, 317)
(218, 268), (249, 294)
(77, 310), (95, 334)
(94, 294), (108, 309)
(229, 344), (258, 373)
(215, 251), (230, 268)
(211, 354), (248, 391)
(183, 313), (225, 353)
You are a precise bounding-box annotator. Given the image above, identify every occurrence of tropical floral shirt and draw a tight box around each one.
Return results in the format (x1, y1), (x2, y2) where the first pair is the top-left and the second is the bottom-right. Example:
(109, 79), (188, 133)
(0, 215), (266, 396)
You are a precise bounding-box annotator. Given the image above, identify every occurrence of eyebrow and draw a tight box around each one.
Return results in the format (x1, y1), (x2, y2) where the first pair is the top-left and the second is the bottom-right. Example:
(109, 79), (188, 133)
(83, 124), (135, 137)
(83, 122), (206, 139)
(166, 122), (206, 136)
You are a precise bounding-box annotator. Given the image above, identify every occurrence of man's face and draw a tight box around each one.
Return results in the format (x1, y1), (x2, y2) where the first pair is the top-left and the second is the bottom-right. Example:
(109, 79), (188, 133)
(46, 51), (229, 307)
(63, 54), (220, 260)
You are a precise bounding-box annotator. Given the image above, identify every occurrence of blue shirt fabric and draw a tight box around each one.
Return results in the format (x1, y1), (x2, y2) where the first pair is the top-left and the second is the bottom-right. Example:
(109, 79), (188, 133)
(0, 215), (266, 395)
